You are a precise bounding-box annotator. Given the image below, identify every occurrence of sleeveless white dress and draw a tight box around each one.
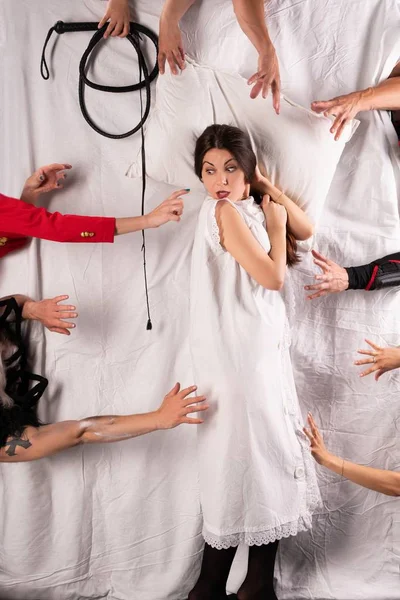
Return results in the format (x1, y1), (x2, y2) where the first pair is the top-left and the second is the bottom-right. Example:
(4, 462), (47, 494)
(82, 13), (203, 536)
(190, 196), (321, 549)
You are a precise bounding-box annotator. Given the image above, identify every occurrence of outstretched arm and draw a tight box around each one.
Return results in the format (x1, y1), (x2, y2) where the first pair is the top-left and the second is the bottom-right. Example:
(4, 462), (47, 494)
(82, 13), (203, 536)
(0, 189), (187, 248)
(232, 0), (281, 111)
(0, 383), (208, 462)
(311, 63), (400, 140)
(304, 414), (400, 496)
(158, 0), (196, 74)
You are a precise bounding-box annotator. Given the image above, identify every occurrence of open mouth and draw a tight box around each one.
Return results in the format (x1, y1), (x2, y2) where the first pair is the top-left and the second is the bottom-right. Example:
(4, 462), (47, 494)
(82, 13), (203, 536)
(216, 191), (230, 199)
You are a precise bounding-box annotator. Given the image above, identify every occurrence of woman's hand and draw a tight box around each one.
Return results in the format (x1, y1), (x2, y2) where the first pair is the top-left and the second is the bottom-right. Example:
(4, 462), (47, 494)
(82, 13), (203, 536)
(305, 250), (349, 299)
(145, 189), (188, 228)
(303, 413), (333, 466)
(355, 339), (400, 380)
(311, 89), (371, 140)
(20, 164), (72, 205)
(98, 0), (131, 39)
(251, 165), (271, 195)
(155, 383), (208, 429)
(247, 44), (281, 114)
(158, 18), (185, 75)
(262, 195), (287, 230)
(22, 296), (78, 335)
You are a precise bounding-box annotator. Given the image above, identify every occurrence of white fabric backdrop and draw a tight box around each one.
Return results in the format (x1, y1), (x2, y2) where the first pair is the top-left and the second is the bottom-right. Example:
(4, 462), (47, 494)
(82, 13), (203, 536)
(0, 1), (399, 599)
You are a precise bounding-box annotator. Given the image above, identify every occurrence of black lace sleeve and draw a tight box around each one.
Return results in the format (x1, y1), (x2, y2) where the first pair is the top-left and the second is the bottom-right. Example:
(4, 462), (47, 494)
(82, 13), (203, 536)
(345, 252), (400, 290)
(0, 298), (47, 449)
(0, 297), (25, 369)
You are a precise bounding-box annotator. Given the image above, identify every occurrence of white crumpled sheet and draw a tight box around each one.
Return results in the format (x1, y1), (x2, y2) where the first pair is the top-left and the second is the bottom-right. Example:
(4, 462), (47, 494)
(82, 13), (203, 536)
(0, 1), (399, 598)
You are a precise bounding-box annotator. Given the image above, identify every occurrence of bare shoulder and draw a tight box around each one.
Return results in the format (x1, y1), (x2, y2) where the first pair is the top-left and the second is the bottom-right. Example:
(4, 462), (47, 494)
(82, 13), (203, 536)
(0, 421), (81, 463)
(215, 199), (241, 225)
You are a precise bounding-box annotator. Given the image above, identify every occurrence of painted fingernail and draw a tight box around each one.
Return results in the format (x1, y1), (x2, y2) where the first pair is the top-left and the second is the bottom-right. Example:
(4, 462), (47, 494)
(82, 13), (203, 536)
(39, 175), (45, 181)
(185, 188), (190, 191)
(56, 181), (61, 187)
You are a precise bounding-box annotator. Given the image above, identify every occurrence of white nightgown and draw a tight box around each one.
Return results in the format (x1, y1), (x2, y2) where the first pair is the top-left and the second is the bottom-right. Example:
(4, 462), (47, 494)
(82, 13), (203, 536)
(189, 196), (321, 549)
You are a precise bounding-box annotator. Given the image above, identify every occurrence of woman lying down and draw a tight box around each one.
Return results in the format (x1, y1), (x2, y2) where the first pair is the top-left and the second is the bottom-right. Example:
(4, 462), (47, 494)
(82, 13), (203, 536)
(0, 296), (208, 462)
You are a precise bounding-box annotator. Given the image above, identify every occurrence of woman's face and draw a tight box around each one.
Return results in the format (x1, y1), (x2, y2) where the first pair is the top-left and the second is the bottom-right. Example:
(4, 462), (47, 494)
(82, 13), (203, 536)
(201, 148), (249, 202)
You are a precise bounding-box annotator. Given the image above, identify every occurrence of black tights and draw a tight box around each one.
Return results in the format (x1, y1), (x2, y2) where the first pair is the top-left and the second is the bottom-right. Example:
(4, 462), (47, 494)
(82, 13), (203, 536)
(188, 541), (279, 600)
(237, 542), (279, 600)
(188, 544), (237, 599)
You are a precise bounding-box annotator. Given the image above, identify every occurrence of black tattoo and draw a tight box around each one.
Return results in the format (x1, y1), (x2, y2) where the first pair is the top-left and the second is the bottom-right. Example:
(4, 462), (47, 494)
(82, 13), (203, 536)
(5, 437), (32, 456)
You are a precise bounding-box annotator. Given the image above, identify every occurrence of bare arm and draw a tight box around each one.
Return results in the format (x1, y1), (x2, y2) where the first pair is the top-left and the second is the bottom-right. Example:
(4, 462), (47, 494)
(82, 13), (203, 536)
(312, 64), (400, 139)
(158, 0), (196, 74)
(0, 384), (208, 463)
(304, 414), (400, 497)
(161, 0), (196, 21)
(115, 189), (187, 235)
(357, 77), (400, 112)
(232, 0), (281, 110)
(232, 0), (271, 54)
(253, 169), (314, 240)
(216, 199), (286, 290)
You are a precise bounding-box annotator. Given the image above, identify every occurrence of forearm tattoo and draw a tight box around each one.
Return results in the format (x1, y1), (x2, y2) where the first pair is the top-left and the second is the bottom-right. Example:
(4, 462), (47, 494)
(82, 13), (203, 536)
(5, 436), (32, 456)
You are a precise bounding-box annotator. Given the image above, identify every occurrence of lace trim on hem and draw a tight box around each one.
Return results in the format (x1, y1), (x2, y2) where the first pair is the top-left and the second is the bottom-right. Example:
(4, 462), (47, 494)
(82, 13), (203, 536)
(202, 512), (314, 549)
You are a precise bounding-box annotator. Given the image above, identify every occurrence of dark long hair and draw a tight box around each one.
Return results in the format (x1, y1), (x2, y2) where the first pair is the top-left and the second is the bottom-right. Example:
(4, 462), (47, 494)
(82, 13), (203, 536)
(194, 124), (300, 267)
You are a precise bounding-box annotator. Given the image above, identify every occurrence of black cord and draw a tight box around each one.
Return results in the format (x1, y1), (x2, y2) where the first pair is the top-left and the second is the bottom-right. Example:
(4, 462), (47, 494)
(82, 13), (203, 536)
(41, 21), (158, 139)
(41, 20), (159, 329)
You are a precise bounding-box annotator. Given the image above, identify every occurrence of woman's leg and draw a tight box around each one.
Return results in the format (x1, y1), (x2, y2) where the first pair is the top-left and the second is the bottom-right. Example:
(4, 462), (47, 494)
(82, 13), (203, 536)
(236, 541), (279, 600)
(188, 543), (238, 599)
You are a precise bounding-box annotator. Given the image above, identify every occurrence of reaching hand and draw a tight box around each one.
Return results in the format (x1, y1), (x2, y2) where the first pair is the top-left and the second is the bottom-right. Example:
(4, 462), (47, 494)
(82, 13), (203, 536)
(305, 250), (349, 299)
(303, 413), (332, 466)
(311, 90), (367, 140)
(355, 339), (400, 381)
(146, 189), (188, 228)
(22, 295), (78, 335)
(20, 164), (72, 205)
(158, 18), (185, 75)
(247, 44), (281, 113)
(98, 0), (131, 39)
(155, 383), (209, 429)
(251, 165), (271, 194)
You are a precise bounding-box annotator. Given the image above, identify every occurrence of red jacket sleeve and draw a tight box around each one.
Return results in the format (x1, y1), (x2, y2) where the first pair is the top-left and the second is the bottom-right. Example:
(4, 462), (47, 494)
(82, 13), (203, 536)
(0, 194), (116, 244)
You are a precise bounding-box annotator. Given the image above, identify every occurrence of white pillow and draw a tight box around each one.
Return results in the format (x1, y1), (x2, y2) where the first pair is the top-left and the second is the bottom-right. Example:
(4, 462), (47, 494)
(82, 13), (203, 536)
(127, 59), (358, 223)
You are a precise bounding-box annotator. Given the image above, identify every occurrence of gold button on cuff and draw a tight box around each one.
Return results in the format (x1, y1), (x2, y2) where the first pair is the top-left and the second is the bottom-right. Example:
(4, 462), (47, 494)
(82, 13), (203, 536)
(0, 237), (8, 246)
(88, 232), (95, 238)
